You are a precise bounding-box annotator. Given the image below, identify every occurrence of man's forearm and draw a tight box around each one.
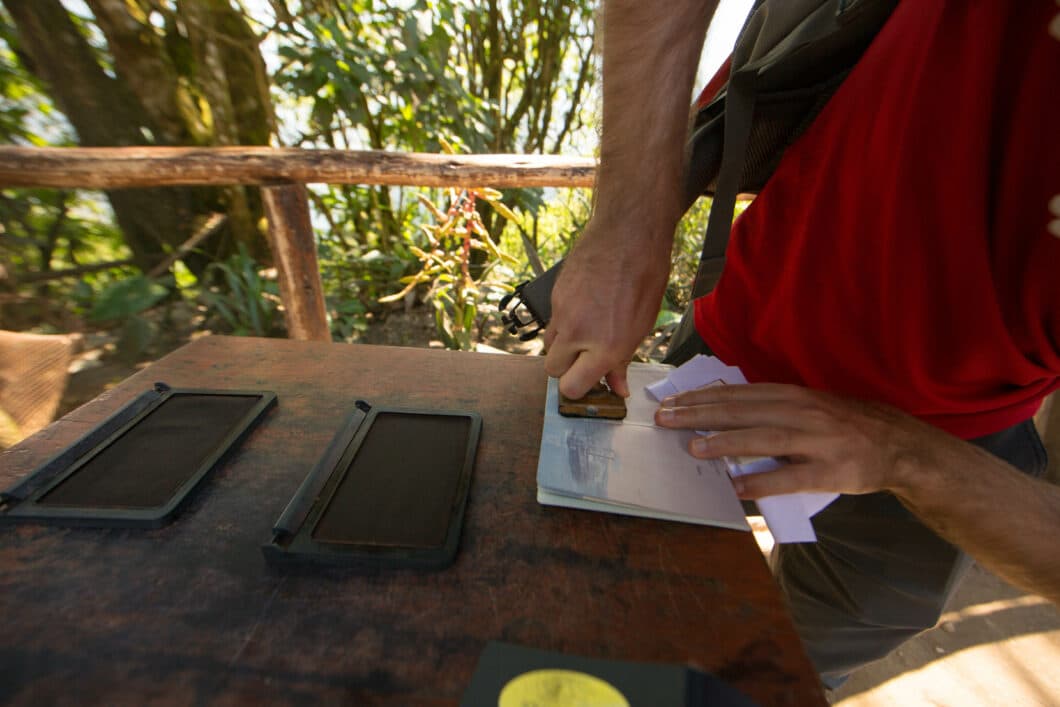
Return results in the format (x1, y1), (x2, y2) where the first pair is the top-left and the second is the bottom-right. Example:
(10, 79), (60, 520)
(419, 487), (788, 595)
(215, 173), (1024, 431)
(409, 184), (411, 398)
(594, 0), (717, 235)
(543, 1), (719, 398)
(893, 440), (1060, 605)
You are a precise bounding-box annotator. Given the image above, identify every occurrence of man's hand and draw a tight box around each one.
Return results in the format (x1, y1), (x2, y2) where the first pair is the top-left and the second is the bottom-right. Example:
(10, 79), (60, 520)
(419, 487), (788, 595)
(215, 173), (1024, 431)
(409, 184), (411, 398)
(653, 381), (1060, 606)
(652, 382), (962, 499)
(543, 214), (673, 400)
(539, 0), (716, 400)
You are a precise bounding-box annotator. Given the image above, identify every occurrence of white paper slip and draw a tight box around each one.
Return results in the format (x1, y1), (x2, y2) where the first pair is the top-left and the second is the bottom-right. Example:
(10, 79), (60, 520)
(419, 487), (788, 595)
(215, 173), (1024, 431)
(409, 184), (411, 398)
(647, 355), (839, 543)
(645, 354), (742, 402)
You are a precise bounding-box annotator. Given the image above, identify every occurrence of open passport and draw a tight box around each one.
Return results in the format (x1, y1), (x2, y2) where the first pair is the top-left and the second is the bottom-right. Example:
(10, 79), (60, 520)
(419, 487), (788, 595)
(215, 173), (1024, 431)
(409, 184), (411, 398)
(535, 362), (750, 532)
(536, 358), (838, 541)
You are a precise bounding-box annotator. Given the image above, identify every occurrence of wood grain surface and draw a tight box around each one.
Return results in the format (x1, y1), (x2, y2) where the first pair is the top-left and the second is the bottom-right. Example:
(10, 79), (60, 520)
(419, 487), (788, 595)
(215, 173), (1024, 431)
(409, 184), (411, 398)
(0, 336), (825, 706)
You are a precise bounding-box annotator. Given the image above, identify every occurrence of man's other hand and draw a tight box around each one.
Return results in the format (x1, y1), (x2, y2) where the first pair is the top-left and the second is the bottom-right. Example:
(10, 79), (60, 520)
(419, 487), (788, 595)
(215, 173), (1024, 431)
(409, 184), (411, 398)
(653, 382), (1060, 607)
(653, 382), (969, 499)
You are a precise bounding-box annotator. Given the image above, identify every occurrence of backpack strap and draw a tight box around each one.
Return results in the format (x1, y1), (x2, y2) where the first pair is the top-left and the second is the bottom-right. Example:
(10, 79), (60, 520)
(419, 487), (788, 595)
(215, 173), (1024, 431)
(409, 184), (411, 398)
(666, 0), (898, 363)
(689, 12), (764, 300)
(500, 0), (898, 353)
(687, 0), (899, 300)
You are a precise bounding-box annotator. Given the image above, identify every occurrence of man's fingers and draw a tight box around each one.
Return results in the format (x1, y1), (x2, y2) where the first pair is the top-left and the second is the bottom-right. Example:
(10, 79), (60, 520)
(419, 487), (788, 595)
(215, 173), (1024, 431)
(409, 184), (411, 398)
(604, 366), (631, 398)
(542, 327), (557, 350)
(557, 352), (613, 399)
(686, 428), (803, 460)
(543, 327), (631, 399)
(543, 336), (580, 379)
(655, 399), (810, 432)
(666, 382), (813, 407)
(731, 463), (832, 499)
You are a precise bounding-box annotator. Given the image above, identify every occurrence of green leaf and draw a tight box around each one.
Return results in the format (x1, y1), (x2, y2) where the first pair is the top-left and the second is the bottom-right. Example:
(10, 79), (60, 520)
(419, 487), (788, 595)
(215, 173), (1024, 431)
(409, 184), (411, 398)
(655, 309), (683, 328)
(90, 276), (169, 321)
(462, 302), (476, 331)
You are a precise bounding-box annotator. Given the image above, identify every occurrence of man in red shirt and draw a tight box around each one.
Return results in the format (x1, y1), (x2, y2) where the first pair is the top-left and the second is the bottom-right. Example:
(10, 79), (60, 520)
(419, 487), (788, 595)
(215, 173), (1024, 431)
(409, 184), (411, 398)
(544, 0), (1060, 685)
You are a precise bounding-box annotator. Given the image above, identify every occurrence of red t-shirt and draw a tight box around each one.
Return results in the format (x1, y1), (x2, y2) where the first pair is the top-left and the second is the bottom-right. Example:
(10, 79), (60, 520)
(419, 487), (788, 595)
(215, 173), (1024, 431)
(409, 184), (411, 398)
(694, 0), (1060, 440)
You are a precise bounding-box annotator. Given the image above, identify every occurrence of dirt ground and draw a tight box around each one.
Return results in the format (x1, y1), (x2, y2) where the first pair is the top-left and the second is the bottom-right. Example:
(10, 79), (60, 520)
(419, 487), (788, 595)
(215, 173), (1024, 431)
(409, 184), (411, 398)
(34, 311), (1060, 706)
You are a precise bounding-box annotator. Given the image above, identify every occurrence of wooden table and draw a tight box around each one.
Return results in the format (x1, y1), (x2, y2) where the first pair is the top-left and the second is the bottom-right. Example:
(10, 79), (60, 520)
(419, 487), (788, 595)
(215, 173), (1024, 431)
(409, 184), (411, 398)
(0, 336), (825, 705)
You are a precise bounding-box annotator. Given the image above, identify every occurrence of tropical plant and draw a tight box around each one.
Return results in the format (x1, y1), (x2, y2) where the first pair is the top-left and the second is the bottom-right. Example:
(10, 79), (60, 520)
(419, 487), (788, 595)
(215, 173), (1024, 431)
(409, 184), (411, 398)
(380, 179), (519, 350)
(199, 245), (281, 338)
(89, 274), (170, 355)
(276, 0), (599, 288)
(1, 0), (607, 353)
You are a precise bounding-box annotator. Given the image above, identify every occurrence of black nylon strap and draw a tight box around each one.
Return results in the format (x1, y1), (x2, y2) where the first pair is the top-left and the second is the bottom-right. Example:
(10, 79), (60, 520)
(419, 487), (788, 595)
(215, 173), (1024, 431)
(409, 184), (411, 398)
(690, 69), (758, 300)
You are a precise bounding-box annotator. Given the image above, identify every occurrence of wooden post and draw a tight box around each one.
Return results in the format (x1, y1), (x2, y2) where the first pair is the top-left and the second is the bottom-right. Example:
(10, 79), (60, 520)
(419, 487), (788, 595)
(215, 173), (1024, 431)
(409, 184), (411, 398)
(261, 184), (330, 342)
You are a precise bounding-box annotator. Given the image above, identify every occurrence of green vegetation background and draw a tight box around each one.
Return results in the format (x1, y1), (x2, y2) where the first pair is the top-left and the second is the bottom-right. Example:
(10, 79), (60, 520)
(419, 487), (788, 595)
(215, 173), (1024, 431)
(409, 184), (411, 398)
(0, 0), (716, 354)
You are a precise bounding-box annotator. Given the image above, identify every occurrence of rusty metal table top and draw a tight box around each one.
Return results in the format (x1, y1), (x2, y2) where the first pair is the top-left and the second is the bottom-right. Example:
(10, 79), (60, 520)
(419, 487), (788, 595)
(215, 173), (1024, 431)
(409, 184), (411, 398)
(0, 336), (825, 705)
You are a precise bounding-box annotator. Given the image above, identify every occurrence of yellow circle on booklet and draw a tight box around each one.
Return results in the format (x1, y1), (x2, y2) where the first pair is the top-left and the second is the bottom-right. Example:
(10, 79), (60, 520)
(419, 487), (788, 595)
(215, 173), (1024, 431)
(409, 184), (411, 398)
(498, 669), (630, 707)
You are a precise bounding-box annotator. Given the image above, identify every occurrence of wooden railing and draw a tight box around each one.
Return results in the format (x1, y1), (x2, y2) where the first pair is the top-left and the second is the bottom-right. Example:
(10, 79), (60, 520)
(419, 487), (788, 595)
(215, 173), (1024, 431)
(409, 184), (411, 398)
(0, 147), (595, 189)
(0, 146), (595, 341)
